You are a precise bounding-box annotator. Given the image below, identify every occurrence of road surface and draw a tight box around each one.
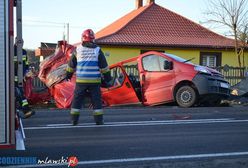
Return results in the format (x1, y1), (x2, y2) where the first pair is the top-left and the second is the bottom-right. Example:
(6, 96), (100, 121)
(1, 105), (248, 168)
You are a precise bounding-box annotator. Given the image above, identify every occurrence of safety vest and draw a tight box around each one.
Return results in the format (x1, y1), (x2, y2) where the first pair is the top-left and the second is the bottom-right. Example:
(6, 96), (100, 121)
(76, 46), (101, 83)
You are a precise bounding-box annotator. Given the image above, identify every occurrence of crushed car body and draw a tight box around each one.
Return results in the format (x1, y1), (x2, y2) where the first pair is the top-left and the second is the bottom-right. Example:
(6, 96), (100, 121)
(25, 42), (230, 108)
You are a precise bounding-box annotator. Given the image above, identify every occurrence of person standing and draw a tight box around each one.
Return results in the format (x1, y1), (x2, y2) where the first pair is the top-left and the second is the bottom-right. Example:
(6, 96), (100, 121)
(14, 44), (35, 119)
(66, 29), (111, 125)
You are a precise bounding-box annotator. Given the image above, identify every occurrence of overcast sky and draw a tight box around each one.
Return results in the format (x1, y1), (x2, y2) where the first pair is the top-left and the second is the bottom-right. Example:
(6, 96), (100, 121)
(21, 0), (211, 49)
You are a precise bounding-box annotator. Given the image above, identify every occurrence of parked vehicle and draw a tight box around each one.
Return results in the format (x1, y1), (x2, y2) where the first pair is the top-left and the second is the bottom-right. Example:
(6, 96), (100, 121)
(101, 51), (230, 107)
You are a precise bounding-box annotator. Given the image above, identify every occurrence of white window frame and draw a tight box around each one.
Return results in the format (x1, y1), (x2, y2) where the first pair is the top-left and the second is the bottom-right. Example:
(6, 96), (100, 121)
(203, 55), (217, 67)
(200, 52), (221, 68)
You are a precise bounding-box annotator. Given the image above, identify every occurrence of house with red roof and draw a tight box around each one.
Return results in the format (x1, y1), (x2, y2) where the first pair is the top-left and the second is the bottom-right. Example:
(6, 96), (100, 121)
(95, 0), (247, 67)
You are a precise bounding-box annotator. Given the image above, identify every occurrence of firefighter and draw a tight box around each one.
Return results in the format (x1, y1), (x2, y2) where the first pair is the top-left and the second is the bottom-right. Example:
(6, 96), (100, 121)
(66, 29), (111, 125)
(14, 45), (35, 119)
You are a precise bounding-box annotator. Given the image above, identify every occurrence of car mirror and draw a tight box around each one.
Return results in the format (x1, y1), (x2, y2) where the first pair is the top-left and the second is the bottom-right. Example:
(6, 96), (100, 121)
(164, 60), (173, 70)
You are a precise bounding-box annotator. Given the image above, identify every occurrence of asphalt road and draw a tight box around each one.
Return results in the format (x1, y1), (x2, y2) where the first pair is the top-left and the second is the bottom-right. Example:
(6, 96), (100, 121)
(1, 105), (248, 168)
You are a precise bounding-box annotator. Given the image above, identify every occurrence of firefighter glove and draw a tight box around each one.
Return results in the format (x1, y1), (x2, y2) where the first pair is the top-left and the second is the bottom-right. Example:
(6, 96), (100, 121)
(65, 72), (73, 81)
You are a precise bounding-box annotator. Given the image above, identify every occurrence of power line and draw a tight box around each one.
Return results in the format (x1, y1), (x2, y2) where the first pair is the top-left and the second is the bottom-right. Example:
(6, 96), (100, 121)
(23, 19), (102, 29)
(23, 21), (91, 29)
(23, 24), (65, 28)
(23, 24), (100, 30)
(23, 19), (65, 25)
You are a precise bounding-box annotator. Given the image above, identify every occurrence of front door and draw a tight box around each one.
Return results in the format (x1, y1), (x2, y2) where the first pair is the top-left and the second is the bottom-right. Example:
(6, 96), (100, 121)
(138, 54), (175, 105)
(101, 66), (140, 106)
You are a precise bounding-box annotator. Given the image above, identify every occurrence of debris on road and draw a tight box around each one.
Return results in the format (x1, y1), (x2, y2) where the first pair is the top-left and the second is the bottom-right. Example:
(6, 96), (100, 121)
(172, 114), (192, 120)
(231, 77), (248, 97)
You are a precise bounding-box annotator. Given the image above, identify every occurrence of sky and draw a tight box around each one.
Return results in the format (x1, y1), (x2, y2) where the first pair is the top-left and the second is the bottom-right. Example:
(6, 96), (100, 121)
(21, 0), (211, 49)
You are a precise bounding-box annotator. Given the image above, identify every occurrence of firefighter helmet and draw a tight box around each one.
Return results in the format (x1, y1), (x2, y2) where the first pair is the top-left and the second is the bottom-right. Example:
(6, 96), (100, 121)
(82, 29), (95, 42)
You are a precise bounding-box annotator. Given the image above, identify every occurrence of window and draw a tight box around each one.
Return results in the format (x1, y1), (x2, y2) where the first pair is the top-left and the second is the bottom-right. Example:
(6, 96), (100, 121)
(202, 55), (216, 67)
(142, 55), (168, 71)
(200, 52), (221, 67)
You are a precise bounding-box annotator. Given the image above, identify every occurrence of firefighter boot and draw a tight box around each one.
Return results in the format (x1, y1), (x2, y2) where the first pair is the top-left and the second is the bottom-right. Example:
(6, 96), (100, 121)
(22, 106), (35, 119)
(71, 114), (79, 126)
(23, 110), (35, 119)
(94, 114), (104, 125)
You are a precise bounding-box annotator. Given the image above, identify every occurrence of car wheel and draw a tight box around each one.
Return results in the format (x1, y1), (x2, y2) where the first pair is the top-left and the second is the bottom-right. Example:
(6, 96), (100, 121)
(176, 85), (197, 108)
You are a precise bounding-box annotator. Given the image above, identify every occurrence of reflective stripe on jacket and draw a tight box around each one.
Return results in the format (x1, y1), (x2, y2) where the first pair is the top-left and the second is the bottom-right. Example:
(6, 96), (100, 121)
(14, 52), (29, 83)
(76, 46), (101, 83)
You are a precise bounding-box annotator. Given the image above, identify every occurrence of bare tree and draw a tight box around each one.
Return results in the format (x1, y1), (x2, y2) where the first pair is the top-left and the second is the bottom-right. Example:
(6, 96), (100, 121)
(204, 0), (248, 67)
(238, 21), (248, 66)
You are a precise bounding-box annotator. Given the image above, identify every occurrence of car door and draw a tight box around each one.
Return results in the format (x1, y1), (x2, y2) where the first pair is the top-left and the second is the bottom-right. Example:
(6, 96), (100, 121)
(138, 53), (175, 105)
(101, 66), (140, 106)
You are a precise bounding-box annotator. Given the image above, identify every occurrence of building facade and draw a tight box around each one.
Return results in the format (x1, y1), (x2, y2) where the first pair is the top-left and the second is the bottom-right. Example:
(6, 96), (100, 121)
(95, 0), (248, 67)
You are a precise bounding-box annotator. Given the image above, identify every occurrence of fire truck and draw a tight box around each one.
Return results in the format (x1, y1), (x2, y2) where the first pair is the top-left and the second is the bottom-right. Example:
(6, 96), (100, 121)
(0, 0), (27, 149)
(0, 0), (15, 148)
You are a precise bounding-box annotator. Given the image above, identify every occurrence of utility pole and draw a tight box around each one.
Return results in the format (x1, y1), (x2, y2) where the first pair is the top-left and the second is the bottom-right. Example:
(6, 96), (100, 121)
(67, 23), (69, 43)
(15, 0), (24, 87)
(62, 23), (69, 42)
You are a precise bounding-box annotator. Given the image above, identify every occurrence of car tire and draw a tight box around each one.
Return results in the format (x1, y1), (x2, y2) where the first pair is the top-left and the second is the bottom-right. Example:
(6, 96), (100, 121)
(176, 85), (197, 108)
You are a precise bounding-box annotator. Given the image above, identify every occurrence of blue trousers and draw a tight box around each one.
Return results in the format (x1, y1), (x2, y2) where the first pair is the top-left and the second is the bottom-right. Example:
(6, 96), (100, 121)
(71, 83), (102, 111)
(15, 86), (31, 114)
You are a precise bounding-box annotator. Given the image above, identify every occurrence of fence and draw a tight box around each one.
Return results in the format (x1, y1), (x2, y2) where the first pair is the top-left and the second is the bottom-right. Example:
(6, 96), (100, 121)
(31, 65), (247, 89)
(215, 65), (247, 86)
(32, 77), (47, 89)
(124, 65), (139, 77)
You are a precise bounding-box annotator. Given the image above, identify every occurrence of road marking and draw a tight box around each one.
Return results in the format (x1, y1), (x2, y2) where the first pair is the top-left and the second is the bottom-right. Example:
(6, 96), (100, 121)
(5, 151), (248, 167)
(24, 118), (248, 130)
(75, 151), (248, 165)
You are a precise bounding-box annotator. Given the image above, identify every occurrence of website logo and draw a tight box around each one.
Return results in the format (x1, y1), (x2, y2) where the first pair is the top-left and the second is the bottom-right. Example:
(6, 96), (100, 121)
(38, 156), (78, 167)
(68, 156), (78, 167)
(0, 157), (37, 165)
(0, 156), (78, 167)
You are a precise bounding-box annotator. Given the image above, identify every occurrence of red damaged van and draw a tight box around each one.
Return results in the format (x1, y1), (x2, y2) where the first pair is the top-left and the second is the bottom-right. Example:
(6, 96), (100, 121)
(101, 51), (230, 107)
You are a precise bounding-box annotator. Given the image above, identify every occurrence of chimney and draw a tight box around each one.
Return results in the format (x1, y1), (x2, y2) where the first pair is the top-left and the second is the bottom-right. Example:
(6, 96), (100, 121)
(135, 0), (143, 9)
(146, 0), (154, 5)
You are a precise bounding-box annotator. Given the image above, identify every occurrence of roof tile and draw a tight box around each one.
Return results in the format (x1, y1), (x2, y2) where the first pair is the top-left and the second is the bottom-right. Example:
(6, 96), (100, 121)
(95, 3), (235, 48)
